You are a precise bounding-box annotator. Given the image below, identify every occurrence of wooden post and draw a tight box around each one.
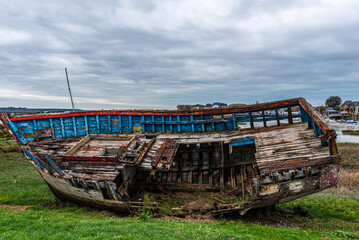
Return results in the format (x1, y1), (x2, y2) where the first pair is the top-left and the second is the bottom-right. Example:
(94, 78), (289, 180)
(152, 116), (156, 133)
(85, 116), (89, 135)
(201, 115), (205, 131)
(288, 106), (293, 124)
(248, 112), (254, 129)
(72, 116), (77, 136)
(177, 116), (181, 132)
(49, 118), (55, 138)
(190, 115), (195, 132)
(142, 116), (145, 133)
(231, 167), (236, 188)
(118, 115), (122, 133)
(330, 138), (338, 155)
(96, 115), (100, 134)
(60, 117), (65, 138)
(261, 110), (267, 127)
(209, 170), (213, 185)
(275, 108), (280, 126)
(169, 116), (173, 133)
(220, 141), (225, 189)
(240, 166), (245, 201)
(232, 113), (238, 130)
(162, 116), (165, 133)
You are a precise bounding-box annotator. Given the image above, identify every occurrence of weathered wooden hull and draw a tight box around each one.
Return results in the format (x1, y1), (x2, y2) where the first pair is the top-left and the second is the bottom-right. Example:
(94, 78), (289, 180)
(0, 97), (341, 215)
(38, 170), (132, 212)
(34, 162), (340, 214)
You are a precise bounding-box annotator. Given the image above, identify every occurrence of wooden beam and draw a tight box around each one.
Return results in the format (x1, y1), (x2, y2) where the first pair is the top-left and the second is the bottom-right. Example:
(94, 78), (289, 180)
(10, 98), (302, 121)
(135, 138), (156, 165)
(152, 138), (170, 168)
(275, 108), (280, 126)
(288, 107), (293, 124)
(220, 141), (225, 189)
(261, 110), (267, 127)
(248, 112), (254, 129)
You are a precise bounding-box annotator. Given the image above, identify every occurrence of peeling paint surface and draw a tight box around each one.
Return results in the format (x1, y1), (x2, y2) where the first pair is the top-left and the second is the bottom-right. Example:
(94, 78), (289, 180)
(260, 184), (279, 196)
(320, 165), (341, 188)
(39, 171), (105, 201)
(289, 181), (304, 193)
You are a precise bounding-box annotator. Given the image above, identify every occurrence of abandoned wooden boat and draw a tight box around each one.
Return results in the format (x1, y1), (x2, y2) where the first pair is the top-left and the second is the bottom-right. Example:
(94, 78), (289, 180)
(0, 97), (340, 215)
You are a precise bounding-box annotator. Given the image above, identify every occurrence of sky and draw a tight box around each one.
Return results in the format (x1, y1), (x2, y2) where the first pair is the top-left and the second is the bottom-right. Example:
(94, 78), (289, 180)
(0, 0), (359, 110)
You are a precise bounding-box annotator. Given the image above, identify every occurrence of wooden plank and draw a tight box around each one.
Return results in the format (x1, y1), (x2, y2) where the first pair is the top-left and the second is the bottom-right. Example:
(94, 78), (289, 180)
(135, 138), (156, 165)
(152, 138), (170, 168)
(123, 136), (138, 151)
(64, 135), (91, 156)
(298, 98), (335, 140)
(220, 141), (224, 189)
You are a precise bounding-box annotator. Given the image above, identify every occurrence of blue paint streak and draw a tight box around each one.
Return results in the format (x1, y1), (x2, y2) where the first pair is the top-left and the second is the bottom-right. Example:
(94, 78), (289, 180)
(190, 116), (195, 132)
(129, 115), (133, 133)
(152, 116), (155, 133)
(60, 118), (65, 138)
(231, 137), (255, 146)
(85, 116), (89, 135)
(45, 156), (64, 175)
(24, 149), (44, 169)
(119, 115), (122, 133)
(96, 115), (100, 134)
(73, 117), (77, 136)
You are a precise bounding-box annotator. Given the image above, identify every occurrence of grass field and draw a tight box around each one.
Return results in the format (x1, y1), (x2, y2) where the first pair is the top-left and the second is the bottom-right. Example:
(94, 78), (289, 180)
(0, 131), (358, 239)
(342, 130), (359, 136)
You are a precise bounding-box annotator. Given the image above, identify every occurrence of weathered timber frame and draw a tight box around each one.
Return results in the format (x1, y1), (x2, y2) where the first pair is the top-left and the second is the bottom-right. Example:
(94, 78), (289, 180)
(1, 97), (337, 148)
(0, 97), (340, 215)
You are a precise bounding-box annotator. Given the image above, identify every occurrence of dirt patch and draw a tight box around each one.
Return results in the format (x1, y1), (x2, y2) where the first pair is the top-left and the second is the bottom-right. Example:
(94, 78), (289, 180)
(0, 204), (30, 211)
(40, 201), (70, 210)
(181, 198), (213, 209)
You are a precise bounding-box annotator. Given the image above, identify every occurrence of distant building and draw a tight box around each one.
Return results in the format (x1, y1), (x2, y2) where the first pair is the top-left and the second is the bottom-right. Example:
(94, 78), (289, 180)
(177, 102), (247, 110)
(191, 104), (205, 110)
(211, 102), (227, 108)
(341, 100), (359, 113)
(229, 103), (246, 107)
(178, 102), (228, 110)
(322, 109), (341, 119)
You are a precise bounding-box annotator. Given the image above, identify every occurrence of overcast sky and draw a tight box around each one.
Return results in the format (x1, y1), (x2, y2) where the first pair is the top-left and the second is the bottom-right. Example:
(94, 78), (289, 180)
(1, 0), (358, 109)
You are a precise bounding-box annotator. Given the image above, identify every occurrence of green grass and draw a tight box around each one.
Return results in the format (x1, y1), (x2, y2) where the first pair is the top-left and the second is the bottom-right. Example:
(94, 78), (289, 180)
(342, 130), (359, 136)
(0, 206), (354, 240)
(0, 152), (56, 205)
(0, 138), (21, 152)
(279, 195), (359, 233)
(1, 134), (359, 239)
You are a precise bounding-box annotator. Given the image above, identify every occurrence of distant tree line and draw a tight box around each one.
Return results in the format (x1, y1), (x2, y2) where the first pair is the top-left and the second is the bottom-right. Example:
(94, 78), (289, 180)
(325, 96), (342, 109)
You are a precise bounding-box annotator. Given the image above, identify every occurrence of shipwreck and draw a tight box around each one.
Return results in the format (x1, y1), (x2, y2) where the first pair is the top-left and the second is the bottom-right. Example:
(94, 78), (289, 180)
(0, 98), (340, 215)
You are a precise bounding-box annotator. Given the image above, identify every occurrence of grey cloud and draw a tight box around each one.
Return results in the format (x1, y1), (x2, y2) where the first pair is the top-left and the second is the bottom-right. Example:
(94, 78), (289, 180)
(0, 0), (359, 109)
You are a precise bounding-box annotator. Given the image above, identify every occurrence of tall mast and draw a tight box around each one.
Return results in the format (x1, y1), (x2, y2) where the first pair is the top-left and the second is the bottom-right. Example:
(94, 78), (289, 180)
(65, 68), (75, 112)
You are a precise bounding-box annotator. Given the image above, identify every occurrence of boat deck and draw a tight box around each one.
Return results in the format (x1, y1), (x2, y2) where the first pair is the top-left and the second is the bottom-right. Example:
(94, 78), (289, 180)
(27, 123), (331, 182)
